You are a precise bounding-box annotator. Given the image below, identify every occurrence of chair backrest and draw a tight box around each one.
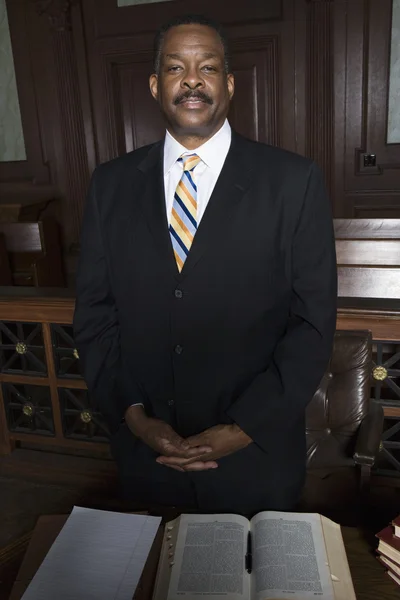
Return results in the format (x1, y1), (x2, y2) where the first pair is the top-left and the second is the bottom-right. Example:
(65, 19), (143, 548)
(306, 330), (372, 469)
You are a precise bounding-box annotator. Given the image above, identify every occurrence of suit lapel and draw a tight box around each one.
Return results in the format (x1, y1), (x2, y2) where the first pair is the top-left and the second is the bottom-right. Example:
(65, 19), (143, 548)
(179, 133), (255, 279)
(136, 141), (179, 280)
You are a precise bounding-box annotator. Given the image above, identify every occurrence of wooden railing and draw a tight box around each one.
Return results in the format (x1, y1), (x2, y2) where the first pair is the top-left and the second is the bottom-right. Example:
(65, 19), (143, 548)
(0, 283), (399, 474)
(0, 288), (109, 458)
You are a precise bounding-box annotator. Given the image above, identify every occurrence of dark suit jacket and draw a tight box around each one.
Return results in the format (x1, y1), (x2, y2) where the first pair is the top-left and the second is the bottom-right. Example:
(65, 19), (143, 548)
(73, 132), (337, 512)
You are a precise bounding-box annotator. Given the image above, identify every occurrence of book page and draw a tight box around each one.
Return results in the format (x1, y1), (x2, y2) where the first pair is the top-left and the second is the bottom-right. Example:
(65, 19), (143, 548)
(250, 512), (334, 600)
(166, 514), (251, 600)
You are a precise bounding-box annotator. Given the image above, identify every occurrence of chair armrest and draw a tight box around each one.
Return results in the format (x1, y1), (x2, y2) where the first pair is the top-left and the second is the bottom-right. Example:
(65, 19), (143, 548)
(353, 402), (384, 467)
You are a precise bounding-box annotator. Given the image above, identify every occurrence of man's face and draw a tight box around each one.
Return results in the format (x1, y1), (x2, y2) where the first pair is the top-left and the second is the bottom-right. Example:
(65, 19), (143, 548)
(149, 24), (234, 141)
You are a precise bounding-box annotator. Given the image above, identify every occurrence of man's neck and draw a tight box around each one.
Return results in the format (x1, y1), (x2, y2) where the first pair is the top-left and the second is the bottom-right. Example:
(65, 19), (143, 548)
(166, 121), (227, 151)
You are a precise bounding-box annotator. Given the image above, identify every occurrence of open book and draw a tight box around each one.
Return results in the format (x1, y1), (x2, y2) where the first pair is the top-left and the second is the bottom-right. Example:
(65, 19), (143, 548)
(153, 511), (356, 600)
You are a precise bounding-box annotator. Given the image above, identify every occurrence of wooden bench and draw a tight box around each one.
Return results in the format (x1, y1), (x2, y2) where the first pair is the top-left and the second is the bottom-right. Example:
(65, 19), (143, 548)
(335, 219), (400, 299)
(0, 218), (65, 287)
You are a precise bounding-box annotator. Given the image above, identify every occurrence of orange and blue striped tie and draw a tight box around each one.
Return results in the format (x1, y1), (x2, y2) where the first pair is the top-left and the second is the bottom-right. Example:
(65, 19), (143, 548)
(169, 154), (201, 272)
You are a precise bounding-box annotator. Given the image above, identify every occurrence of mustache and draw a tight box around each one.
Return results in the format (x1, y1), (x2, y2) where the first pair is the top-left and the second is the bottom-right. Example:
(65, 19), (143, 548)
(173, 91), (213, 106)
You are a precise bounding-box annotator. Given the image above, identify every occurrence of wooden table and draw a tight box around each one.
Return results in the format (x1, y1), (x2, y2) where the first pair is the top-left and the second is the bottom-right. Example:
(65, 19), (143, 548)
(8, 515), (399, 600)
(342, 527), (399, 599)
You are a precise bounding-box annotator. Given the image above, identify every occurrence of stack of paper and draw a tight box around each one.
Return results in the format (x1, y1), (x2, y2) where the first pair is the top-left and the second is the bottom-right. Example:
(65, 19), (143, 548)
(21, 507), (161, 600)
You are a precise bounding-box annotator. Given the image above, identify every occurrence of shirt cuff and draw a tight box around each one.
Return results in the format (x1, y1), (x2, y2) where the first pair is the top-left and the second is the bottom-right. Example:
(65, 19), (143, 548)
(121, 403), (144, 424)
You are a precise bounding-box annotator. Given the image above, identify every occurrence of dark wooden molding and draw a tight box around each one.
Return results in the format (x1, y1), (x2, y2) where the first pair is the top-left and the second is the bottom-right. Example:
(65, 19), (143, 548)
(35, 0), (89, 251)
(86, 0), (283, 39)
(306, 0), (334, 197)
(231, 36), (280, 147)
(34, 0), (74, 32)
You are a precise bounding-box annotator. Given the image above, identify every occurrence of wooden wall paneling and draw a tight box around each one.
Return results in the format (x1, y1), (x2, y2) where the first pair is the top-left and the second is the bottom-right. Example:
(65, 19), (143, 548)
(34, 0), (91, 255)
(332, 0), (348, 217)
(305, 0), (334, 199)
(229, 35), (282, 146)
(293, 0), (307, 158)
(104, 49), (164, 159)
(70, 2), (97, 178)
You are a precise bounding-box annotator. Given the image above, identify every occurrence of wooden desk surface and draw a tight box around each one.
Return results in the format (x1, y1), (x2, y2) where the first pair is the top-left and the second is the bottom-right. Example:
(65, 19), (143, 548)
(341, 527), (399, 599)
(9, 515), (399, 600)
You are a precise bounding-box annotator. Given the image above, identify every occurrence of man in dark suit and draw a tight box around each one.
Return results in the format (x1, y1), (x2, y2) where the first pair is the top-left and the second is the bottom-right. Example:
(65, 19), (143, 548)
(73, 14), (337, 516)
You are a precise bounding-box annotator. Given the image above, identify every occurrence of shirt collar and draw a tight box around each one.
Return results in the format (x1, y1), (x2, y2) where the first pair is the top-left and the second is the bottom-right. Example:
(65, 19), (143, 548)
(163, 119), (232, 174)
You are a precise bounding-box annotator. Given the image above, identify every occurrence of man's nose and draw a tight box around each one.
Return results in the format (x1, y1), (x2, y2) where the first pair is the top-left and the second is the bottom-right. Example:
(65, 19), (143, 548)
(182, 66), (204, 89)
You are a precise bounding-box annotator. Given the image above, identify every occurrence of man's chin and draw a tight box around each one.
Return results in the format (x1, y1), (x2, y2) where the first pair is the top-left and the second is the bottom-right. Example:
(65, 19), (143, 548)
(170, 112), (215, 136)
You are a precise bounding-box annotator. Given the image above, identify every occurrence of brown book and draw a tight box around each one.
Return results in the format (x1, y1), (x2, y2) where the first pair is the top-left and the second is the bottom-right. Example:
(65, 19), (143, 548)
(376, 550), (400, 570)
(376, 526), (400, 565)
(392, 515), (400, 539)
(377, 553), (400, 579)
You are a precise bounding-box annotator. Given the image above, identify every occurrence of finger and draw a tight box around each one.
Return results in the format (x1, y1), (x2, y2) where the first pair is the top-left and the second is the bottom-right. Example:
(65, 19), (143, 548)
(156, 455), (217, 467)
(156, 455), (191, 466)
(185, 434), (208, 448)
(182, 461), (218, 471)
(161, 443), (213, 458)
(184, 445), (213, 457)
(167, 432), (191, 452)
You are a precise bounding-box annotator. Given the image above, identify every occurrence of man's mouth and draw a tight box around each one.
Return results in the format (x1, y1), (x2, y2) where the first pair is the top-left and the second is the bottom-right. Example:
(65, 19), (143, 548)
(174, 93), (213, 106)
(180, 98), (204, 104)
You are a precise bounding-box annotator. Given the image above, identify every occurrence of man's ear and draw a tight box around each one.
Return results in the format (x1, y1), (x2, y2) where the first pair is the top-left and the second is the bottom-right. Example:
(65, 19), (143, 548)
(227, 73), (235, 101)
(149, 74), (158, 101)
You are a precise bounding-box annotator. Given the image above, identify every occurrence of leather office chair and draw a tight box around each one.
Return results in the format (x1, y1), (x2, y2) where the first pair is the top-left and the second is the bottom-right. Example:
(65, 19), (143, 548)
(300, 330), (384, 520)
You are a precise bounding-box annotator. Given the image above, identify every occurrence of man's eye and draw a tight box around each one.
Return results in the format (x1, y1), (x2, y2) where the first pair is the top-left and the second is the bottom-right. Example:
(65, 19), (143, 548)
(168, 66), (182, 72)
(203, 65), (217, 72)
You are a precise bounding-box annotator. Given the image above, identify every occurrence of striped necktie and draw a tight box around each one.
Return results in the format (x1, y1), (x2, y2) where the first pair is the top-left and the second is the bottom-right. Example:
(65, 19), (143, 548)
(169, 154), (201, 272)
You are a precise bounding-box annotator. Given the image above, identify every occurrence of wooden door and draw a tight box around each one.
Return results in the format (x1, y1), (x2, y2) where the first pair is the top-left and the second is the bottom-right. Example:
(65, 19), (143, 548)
(81, 0), (306, 163)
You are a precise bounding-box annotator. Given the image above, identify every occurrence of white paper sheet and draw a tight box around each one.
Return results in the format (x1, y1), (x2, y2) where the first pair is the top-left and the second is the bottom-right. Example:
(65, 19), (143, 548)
(21, 506), (162, 600)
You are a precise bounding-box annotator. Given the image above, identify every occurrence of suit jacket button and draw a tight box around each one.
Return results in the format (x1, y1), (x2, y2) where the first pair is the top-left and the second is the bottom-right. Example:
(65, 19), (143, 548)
(174, 289), (183, 299)
(174, 345), (183, 355)
(168, 399), (174, 406)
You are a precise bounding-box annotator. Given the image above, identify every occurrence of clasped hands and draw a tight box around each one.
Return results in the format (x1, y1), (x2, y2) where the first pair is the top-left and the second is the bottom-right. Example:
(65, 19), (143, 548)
(125, 405), (252, 472)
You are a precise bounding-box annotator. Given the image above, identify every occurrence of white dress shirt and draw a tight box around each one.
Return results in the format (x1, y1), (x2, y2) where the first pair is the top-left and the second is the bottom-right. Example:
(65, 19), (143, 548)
(163, 119), (232, 224)
(128, 120), (231, 412)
